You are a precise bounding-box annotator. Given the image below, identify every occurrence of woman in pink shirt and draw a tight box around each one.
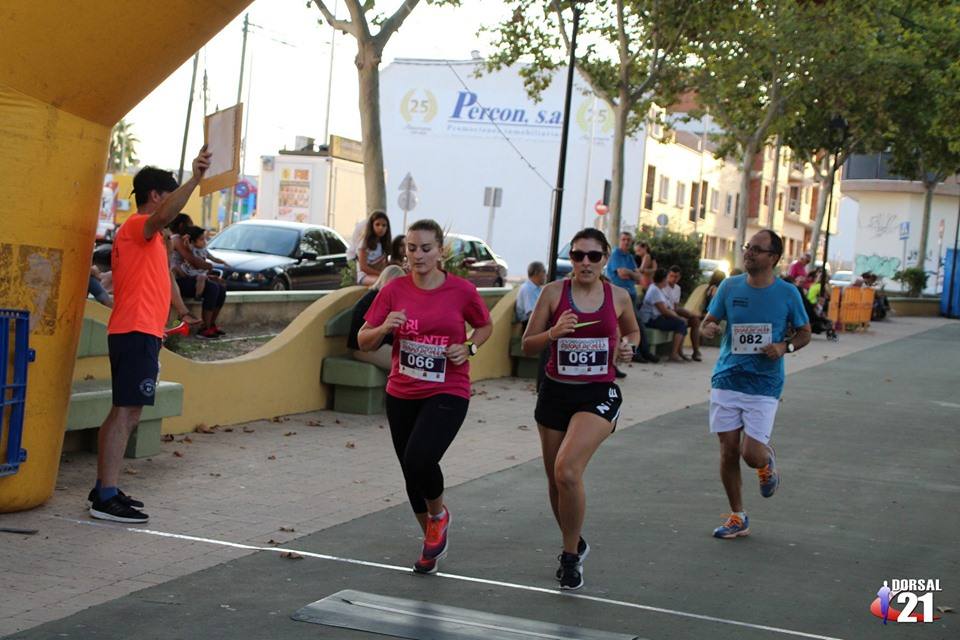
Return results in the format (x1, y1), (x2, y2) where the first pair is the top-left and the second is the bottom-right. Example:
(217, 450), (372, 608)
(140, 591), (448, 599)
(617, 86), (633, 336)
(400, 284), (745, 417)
(522, 228), (641, 590)
(358, 219), (492, 575)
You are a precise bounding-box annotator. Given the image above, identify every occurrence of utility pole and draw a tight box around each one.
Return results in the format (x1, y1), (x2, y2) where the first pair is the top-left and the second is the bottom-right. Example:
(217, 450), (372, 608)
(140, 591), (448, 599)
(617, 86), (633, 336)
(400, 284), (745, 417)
(201, 65), (212, 228)
(546, 2), (582, 283)
(177, 53), (200, 184)
(225, 13), (249, 227)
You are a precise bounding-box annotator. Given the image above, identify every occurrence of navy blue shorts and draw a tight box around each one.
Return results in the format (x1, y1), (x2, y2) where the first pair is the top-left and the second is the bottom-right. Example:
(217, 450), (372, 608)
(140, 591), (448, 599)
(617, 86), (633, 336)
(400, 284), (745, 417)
(108, 332), (161, 407)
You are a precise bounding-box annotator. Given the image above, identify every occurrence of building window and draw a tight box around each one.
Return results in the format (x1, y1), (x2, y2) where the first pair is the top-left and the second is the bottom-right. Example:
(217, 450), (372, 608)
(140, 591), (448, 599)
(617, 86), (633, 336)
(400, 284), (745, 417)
(676, 182), (686, 208)
(763, 185), (770, 205)
(710, 189), (720, 213)
(658, 176), (670, 203)
(689, 182), (700, 222)
(644, 165), (656, 210)
(725, 194), (733, 216)
(733, 193), (740, 228)
(789, 186), (800, 213)
(777, 192), (784, 211)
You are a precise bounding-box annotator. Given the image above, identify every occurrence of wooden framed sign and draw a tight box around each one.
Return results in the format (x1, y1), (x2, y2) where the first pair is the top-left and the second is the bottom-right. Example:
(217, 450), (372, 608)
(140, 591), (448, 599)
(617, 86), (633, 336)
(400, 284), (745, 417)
(200, 103), (243, 196)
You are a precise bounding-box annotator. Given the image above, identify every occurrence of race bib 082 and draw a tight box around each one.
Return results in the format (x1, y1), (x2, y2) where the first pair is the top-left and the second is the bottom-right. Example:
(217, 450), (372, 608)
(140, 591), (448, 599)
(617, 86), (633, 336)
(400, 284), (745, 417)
(399, 340), (447, 382)
(731, 323), (772, 354)
(557, 337), (609, 376)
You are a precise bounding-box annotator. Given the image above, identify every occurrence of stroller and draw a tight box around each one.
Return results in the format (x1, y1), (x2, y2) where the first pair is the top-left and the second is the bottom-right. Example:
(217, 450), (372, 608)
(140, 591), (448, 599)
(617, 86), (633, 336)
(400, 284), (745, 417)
(799, 285), (838, 341)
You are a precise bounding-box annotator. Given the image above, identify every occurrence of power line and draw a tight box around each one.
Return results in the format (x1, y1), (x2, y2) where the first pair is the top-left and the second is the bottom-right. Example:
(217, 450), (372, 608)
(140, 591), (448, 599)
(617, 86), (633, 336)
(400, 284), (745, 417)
(444, 61), (555, 191)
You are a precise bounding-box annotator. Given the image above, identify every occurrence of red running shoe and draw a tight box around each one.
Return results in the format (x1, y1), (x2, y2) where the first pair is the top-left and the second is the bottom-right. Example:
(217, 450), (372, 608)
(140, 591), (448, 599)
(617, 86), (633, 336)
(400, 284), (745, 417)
(422, 508), (450, 560)
(163, 322), (190, 340)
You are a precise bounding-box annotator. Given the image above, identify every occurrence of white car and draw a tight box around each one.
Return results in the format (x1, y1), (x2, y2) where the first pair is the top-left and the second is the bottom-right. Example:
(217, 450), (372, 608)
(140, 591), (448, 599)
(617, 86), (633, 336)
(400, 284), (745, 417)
(700, 258), (731, 279)
(829, 270), (855, 288)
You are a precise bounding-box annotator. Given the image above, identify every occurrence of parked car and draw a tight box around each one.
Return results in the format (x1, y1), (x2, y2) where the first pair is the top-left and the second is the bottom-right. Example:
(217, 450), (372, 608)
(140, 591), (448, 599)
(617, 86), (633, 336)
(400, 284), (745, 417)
(554, 242), (573, 280)
(206, 220), (348, 291)
(829, 270), (855, 288)
(699, 258), (731, 279)
(446, 233), (508, 287)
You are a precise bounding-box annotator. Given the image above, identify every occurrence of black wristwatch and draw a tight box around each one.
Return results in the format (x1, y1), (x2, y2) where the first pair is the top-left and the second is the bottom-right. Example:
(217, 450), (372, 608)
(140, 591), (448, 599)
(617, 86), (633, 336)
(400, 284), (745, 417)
(466, 341), (478, 357)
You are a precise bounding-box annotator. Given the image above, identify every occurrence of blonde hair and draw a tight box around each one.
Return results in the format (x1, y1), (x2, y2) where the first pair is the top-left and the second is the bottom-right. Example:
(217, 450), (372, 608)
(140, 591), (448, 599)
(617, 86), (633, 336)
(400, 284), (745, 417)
(372, 264), (406, 290)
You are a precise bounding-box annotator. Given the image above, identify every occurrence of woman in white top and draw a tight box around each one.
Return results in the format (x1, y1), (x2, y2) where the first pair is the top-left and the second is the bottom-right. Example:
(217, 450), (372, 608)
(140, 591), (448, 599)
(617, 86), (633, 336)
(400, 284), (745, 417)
(357, 211), (392, 286)
(639, 267), (689, 362)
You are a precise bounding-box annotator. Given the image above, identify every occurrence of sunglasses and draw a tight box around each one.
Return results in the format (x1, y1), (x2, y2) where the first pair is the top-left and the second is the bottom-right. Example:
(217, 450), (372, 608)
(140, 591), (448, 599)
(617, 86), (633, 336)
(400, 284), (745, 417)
(569, 250), (606, 263)
(742, 243), (777, 255)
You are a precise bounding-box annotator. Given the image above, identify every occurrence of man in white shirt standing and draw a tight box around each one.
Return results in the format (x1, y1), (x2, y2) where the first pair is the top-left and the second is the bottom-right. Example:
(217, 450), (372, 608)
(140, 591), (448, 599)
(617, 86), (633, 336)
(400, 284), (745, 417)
(665, 265), (703, 361)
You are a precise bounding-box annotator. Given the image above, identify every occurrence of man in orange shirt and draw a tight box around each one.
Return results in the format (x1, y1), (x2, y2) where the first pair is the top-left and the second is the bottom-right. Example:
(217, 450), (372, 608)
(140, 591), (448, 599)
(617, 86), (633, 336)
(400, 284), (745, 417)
(89, 147), (211, 523)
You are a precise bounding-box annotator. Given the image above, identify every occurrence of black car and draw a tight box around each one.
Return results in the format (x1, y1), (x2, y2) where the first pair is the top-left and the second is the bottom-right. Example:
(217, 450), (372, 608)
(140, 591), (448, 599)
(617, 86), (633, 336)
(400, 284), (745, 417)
(207, 220), (348, 290)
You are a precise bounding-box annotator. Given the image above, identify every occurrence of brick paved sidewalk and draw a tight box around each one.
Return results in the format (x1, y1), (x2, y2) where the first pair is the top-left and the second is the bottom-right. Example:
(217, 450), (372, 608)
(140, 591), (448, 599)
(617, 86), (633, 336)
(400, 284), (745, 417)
(0, 316), (949, 636)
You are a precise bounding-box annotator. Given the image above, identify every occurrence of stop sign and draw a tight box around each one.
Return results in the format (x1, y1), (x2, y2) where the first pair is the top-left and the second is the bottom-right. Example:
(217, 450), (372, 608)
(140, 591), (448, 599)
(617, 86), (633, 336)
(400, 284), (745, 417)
(595, 200), (609, 215)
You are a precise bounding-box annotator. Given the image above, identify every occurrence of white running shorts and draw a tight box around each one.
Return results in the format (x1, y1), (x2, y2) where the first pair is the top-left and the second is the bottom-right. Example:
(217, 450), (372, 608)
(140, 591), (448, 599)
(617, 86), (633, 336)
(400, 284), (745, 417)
(709, 388), (780, 445)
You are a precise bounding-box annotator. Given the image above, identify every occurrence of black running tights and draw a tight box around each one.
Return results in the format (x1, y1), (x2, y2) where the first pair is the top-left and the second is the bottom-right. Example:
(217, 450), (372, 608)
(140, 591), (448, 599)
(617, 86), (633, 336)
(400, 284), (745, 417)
(385, 393), (469, 514)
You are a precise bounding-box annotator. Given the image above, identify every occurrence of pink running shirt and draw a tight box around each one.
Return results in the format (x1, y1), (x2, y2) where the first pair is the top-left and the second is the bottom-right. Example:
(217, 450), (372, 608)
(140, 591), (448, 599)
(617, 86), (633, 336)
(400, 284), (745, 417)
(364, 274), (491, 400)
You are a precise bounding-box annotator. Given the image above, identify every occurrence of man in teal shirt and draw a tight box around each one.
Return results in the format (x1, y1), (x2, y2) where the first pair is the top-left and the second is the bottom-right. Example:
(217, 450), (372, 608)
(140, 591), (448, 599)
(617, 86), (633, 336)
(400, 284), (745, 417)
(701, 229), (811, 540)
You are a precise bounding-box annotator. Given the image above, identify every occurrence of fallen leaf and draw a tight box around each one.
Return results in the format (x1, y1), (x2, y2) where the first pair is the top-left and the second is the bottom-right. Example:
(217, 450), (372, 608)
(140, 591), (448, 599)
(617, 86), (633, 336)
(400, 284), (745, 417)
(83, 374), (94, 380)
(884, 378), (893, 383)
(267, 455), (276, 460)
(122, 466), (138, 475)
(279, 526), (295, 532)
(345, 441), (356, 449)
(517, 425), (530, 431)
(283, 431), (297, 437)
(936, 606), (954, 613)
(477, 419), (486, 423)
(161, 434), (175, 442)
(224, 427), (234, 432)
(270, 416), (289, 423)
(378, 425), (385, 429)
(173, 451), (184, 458)
(280, 551), (303, 560)
(196, 423), (217, 434)
(267, 539), (279, 545)
(506, 455), (518, 460)
(335, 419), (342, 424)
(243, 427), (255, 433)
(845, 390), (852, 396)
(209, 473), (221, 477)
(183, 435), (193, 443)
(306, 420), (323, 427)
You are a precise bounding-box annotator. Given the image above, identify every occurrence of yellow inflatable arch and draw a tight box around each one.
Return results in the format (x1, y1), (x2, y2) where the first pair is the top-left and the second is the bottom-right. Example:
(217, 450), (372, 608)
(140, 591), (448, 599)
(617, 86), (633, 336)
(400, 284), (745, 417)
(0, 1), (251, 512)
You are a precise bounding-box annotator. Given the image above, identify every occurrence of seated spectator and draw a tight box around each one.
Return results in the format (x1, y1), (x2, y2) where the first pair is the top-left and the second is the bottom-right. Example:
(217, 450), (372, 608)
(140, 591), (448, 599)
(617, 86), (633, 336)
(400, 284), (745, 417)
(348, 265), (405, 370)
(88, 265), (112, 307)
(516, 261), (546, 325)
(639, 268), (688, 363)
(665, 265), (702, 361)
(389, 234), (407, 269)
(176, 226), (229, 300)
(703, 269), (726, 314)
(172, 226), (228, 339)
(356, 211), (392, 286)
(634, 241), (657, 289)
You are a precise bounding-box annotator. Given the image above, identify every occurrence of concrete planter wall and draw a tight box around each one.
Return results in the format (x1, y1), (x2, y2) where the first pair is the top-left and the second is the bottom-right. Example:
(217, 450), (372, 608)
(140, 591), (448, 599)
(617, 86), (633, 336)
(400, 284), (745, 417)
(888, 297), (941, 317)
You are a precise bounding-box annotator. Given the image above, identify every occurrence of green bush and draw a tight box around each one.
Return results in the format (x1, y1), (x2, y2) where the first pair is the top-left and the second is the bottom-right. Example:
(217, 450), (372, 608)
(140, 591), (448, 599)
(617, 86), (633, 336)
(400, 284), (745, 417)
(339, 261), (357, 288)
(893, 267), (928, 297)
(635, 229), (702, 300)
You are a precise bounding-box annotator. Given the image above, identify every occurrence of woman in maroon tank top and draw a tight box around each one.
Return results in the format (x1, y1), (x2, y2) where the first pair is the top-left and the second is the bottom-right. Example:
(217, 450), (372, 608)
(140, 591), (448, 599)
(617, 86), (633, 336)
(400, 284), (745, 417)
(521, 228), (641, 590)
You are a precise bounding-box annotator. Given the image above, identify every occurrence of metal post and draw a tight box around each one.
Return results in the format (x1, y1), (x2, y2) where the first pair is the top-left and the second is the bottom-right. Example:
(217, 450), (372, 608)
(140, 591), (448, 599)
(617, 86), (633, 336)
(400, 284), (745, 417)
(820, 174), (834, 290)
(546, 3), (581, 283)
(225, 13), (250, 228)
(178, 53), (200, 184)
(948, 184), (960, 318)
(580, 94), (598, 230)
(322, 0), (339, 145)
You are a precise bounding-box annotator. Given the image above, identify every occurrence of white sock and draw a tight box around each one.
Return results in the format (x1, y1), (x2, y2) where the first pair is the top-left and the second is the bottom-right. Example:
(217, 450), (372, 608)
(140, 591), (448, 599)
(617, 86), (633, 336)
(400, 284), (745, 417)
(429, 508), (446, 520)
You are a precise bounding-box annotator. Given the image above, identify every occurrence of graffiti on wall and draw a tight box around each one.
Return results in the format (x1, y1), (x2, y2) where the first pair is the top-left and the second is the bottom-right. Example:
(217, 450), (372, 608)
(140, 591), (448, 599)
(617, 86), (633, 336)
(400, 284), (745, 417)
(854, 254), (901, 279)
(858, 213), (900, 238)
(0, 243), (63, 335)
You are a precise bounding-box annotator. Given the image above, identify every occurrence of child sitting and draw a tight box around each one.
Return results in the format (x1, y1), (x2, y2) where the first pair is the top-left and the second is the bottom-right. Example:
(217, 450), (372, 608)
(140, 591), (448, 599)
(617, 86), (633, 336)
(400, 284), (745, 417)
(177, 225), (227, 299)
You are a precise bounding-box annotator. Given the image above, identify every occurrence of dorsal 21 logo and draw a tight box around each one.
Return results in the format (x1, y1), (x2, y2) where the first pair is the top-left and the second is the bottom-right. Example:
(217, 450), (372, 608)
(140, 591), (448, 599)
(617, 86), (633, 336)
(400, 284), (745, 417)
(870, 579), (942, 624)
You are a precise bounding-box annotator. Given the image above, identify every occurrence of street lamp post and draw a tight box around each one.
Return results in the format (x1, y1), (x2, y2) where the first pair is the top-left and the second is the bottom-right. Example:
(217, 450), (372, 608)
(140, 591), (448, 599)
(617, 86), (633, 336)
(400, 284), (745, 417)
(546, 2), (582, 283)
(820, 116), (848, 290)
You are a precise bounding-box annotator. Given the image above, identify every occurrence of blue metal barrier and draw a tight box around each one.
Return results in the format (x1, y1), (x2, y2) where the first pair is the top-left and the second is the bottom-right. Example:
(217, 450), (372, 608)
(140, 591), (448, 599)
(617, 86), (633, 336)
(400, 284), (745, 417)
(1, 309), (35, 477)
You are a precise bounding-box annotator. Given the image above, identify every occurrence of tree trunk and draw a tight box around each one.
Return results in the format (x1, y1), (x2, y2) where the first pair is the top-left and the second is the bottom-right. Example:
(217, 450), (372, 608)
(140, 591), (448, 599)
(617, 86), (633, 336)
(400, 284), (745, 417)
(917, 180), (936, 272)
(767, 137), (782, 227)
(809, 155), (833, 257)
(734, 142), (757, 269)
(356, 42), (387, 216)
(606, 94), (629, 239)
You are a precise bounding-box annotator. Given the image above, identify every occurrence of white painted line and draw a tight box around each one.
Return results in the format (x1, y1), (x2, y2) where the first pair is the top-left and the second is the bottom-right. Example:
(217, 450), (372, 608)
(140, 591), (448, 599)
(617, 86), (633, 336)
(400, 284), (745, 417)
(56, 517), (845, 640)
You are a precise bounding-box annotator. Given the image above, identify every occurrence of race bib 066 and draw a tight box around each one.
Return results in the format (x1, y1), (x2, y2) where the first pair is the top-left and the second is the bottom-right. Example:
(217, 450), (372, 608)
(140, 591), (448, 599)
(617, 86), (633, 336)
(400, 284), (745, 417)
(399, 340), (447, 382)
(731, 323), (773, 354)
(557, 337), (609, 376)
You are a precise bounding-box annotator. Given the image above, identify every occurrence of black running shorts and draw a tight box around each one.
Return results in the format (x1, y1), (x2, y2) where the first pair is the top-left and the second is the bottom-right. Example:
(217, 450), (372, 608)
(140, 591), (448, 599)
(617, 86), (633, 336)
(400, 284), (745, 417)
(108, 332), (162, 407)
(534, 377), (622, 432)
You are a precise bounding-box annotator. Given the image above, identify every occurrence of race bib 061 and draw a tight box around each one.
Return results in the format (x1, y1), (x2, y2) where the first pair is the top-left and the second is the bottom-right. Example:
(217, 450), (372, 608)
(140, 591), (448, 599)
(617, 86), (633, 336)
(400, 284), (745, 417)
(399, 340), (447, 382)
(557, 337), (609, 376)
(731, 323), (773, 354)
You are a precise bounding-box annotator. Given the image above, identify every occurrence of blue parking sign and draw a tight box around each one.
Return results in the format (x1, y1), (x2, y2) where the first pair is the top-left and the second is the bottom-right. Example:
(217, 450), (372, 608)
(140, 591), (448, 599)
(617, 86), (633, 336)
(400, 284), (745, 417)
(899, 221), (910, 240)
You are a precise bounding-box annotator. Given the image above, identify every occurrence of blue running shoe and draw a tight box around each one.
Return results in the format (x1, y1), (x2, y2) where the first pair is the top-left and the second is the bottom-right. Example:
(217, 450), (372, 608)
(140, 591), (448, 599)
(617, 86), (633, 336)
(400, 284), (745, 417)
(713, 513), (749, 539)
(758, 445), (779, 498)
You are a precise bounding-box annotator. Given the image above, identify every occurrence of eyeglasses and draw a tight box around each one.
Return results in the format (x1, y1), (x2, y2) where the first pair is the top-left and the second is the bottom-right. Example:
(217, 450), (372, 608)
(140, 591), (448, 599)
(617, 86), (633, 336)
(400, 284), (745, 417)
(742, 243), (777, 255)
(569, 250), (606, 263)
